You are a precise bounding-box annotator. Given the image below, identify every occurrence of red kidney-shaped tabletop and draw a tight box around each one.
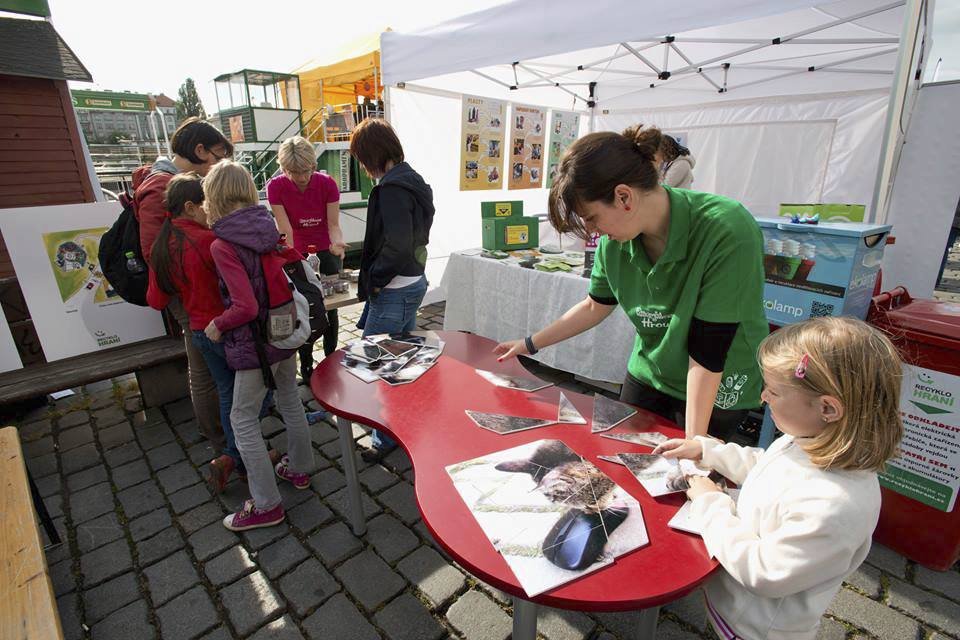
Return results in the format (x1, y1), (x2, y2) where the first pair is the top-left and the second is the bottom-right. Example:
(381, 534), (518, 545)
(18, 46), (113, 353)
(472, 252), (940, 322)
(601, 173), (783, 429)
(310, 331), (718, 611)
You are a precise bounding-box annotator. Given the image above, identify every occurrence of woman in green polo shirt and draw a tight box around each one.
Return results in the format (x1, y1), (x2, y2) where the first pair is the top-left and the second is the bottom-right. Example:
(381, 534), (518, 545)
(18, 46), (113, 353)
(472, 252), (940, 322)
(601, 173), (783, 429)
(494, 126), (767, 441)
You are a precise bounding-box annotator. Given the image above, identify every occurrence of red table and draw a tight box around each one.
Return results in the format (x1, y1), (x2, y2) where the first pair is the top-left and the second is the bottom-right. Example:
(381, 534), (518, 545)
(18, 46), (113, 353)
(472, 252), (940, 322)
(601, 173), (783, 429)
(310, 331), (718, 639)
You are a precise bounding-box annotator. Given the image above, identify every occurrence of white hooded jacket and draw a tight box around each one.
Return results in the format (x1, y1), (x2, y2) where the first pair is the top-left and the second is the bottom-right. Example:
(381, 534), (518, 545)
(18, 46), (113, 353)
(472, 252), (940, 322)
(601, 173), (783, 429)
(662, 155), (696, 189)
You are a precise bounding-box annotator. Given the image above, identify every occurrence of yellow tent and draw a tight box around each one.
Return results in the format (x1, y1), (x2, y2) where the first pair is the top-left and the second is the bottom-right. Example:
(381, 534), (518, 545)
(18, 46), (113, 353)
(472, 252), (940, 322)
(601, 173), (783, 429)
(294, 30), (386, 120)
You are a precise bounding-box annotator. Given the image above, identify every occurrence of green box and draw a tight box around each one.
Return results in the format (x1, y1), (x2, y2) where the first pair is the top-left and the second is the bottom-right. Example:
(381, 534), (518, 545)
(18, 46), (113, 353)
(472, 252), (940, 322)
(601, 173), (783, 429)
(482, 216), (539, 251)
(481, 200), (523, 219)
(778, 203), (865, 223)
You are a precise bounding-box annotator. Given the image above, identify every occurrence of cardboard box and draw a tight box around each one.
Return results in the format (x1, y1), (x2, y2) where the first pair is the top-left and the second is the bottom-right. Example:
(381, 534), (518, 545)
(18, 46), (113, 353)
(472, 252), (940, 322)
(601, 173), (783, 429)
(481, 200), (523, 219)
(482, 216), (539, 251)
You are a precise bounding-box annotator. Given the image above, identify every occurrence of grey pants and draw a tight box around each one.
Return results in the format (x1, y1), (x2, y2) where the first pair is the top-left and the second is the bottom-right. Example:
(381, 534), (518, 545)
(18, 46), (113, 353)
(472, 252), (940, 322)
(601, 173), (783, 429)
(231, 355), (313, 510)
(167, 298), (224, 453)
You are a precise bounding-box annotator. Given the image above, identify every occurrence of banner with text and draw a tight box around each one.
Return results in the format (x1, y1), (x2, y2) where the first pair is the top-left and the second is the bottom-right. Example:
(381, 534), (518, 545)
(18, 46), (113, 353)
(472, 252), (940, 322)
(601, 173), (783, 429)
(508, 104), (546, 190)
(546, 110), (581, 188)
(460, 95), (506, 191)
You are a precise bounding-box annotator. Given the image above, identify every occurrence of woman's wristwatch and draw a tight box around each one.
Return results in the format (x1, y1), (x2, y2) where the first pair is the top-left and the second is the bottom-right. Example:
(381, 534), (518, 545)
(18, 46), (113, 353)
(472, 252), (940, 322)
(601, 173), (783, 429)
(524, 335), (539, 355)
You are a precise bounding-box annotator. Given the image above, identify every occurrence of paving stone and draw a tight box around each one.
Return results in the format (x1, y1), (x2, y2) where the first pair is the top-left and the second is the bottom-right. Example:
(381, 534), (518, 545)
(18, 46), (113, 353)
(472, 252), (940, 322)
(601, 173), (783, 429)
(204, 544), (257, 586)
(87, 390), (118, 410)
(302, 593), (380, 640)
(90, 598), (155, 640)
(816, 618), (849, 640)
(156, 584), (219, 639)
(43, 519), (70, 564)
(887, 577), (960, 637)
(68, 481), (115, 524)
(359, 464), (401, 493)
(143, 549), (201, 606)
(57, 594), (84, 640)
(59, 410), (90, 429)
(307, 521), (363, 566)
(180, 502), (225, 534)
(43, 492), (64, 518)
(59, 424), (95, 452)
(129, 508), (172, 542)
(278, 557), (340, 616)
(168, 482), (212, 514)
(137, 526), (186, 566)
(286, 496), (335, 533)
(66, 463), (108, 492)
(60, 442), (102, 475)
(383, 447), (412, 473)
(663, 589), (708, 632)
(92, 406), (127, 428)
(374, 592), (446, 640)
(334, 549), (406, 610)
(26, 451), (58, 477)
(914, 565), (960, 602)
(145, 440), (185, 470)
(260, 415), (286, 439)
(864, 543), (907, 579)
(188, 521), (238, 561)
(98, 422), (135, 450)
(111, 458), (151, 489)
(366, 513), (419, 563)
(103, 441), (142, 468)
(82, 571), (140, 624)
(197, 626), (232, 640)
(310, 467), (346, 496)
(309, 421), (339, 446)
(80, 537), (133, 587)
(187, 441), (219, 466)
(172, 419), (204, 445)
(538, 606), (596, 640)
(378, 481), (420, 524)
(36, 472), (61, 498)
(220, 571), (285, 636)
(249, 615), (306, 640)
(326, 486), (381, 521)
(130, 407), (166, 429)
(654, 618), (704, 639)
(844, 563), (882, 598)
(241, 521), (290, 550)
(258, 534), (311, 579)
(164, 397), (195, 424)
(396, 546), (466, 607)
(278, 479), (317, 508)
(75, 511), (124, 553)
(826, 587), (920, 640)
(49, 558), (76, 596)
(156, 460), (201, 495)
(23, 436), (56, 458)
(117, 480), (165, 519)
(447, 590), (512, 640)
(20, 418), (52, 442)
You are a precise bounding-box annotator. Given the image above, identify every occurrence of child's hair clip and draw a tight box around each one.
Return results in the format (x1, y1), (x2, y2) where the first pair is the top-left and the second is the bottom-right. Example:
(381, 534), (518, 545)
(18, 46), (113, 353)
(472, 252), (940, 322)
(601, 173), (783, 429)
(795, 353), (810, 379)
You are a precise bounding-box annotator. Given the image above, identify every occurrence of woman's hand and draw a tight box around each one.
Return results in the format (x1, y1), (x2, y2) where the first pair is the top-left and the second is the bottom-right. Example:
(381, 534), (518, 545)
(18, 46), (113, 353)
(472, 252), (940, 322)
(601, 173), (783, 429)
(654, 438), (703, 461)
(329, 242), (347, 259)
(685, 475), (723, 501)
(493, 339), (529, 362)
(204, 320), (222, 343)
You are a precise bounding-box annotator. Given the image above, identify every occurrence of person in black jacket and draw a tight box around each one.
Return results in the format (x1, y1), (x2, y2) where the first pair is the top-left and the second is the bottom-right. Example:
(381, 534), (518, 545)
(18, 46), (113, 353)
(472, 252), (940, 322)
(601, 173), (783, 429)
(350, 118), (435, 461)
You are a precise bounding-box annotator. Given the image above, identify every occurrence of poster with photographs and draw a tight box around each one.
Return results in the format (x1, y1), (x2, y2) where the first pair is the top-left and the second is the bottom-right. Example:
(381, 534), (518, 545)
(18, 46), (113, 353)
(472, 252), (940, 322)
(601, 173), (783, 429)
(546, 110), (581, 188)
(617, 454), (718, 497)
(508, 104), (546, 190)
(340, 332), (445, 386)
(446, 439), (648, 596)
(460, 95), (506, 191)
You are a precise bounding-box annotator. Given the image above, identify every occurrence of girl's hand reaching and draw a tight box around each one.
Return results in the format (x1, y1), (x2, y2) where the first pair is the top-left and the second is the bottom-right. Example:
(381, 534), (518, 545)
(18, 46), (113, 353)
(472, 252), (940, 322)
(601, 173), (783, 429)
(654, 438), (702, 461)
(685, 475), (723, 501)
(493, 339), (529, 362)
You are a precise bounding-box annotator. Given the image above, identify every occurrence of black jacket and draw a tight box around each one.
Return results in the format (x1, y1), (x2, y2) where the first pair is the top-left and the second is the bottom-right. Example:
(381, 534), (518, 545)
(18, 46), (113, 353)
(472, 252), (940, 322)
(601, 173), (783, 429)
(359, 162), (435, 301)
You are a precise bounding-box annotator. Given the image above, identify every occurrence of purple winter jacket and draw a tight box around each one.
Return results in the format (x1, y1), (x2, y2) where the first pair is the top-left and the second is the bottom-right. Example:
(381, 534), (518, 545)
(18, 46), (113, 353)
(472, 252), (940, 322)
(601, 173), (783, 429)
(210, 204), (295, 372)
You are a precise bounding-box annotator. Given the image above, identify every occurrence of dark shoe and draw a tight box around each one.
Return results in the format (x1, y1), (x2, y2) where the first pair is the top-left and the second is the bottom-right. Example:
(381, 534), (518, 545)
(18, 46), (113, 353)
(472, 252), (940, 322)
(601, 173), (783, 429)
(300, 367), (314, 383)
(207, 455), (236, 494)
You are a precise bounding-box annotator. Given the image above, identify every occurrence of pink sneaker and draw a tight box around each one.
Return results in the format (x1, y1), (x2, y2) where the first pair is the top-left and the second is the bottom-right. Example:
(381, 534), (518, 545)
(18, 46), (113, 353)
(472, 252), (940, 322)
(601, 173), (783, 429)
(222, 499), (285, 531)
(275, 454), (310, 489)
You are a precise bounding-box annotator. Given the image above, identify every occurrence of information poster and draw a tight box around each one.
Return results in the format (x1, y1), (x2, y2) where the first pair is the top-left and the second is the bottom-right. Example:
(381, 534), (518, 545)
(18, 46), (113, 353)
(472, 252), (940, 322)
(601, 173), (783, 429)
(879, 364), (960, 512)
(507, 104), (546, 190)
(460, 95), (506, 191)
(546, 110), (581, 188)
(0, 203), (166, 362)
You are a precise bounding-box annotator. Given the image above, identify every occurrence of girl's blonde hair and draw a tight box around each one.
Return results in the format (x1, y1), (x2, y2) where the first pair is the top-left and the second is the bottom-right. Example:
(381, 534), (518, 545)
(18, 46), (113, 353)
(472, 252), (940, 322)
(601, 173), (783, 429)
(203, 160), (259, 224)
(277, 136), (316, 174)
(758, 316), (903, 472)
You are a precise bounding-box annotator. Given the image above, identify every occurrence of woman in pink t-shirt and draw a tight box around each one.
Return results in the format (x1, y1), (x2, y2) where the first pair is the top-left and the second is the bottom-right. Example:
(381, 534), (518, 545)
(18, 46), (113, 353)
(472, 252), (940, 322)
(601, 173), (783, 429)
(267, 136), (346, 380)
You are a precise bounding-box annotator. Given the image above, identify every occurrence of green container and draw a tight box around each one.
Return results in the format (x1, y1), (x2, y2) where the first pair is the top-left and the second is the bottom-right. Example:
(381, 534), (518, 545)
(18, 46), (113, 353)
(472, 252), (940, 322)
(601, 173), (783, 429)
(778, 203), (865, 223)
(481, 200), (523, 219)
(482, 216), (539, 251)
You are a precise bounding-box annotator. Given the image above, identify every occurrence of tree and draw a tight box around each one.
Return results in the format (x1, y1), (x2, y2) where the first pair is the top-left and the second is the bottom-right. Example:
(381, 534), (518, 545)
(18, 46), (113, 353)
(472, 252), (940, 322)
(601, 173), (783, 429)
(176, 78), (206, 121)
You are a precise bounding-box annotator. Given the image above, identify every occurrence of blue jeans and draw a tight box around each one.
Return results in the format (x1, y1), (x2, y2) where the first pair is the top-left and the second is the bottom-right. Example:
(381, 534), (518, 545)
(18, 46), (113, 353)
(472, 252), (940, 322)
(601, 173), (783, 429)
(358, 276), (428, 450)
(191, 331), (241, 465)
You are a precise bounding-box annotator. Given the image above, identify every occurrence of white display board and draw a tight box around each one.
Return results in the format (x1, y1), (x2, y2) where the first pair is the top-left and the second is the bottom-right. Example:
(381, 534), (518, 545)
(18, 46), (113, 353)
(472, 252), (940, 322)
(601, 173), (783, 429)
(0, 314), (22, 374)
(0, 202), (167, 362)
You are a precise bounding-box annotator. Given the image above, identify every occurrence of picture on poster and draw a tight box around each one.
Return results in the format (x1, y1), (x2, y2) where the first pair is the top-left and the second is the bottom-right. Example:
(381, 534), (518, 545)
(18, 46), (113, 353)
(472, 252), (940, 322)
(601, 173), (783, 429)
(558, 392), (587, 424)
(0, 203), (166, 362)
(508, 104), (546, 190)
(465, 410), (555, 435)
(446, 439), (649, 596)
(460, 95), (506, 191)
(591, 393), (638, 433)
(546, 110), (581, 188)
(618, 453), (721, 497)
(475, 368), (553, 392)
(0, 315), (22, 374)
(601, 432), (668, 447)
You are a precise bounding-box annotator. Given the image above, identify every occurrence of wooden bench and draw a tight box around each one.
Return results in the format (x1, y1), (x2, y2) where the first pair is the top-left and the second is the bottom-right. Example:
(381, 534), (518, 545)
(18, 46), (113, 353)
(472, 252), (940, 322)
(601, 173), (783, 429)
(0, 427), (64, 640)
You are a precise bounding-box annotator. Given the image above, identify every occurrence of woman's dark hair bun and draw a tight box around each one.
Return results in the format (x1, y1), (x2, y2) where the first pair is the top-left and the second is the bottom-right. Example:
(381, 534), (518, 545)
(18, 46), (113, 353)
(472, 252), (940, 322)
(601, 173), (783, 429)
(622, 125), (662, 161)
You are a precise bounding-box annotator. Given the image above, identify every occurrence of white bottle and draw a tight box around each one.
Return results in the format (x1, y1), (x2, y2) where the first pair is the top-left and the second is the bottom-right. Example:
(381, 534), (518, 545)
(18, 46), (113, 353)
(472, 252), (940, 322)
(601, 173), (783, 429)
(305, 244), (321, 273)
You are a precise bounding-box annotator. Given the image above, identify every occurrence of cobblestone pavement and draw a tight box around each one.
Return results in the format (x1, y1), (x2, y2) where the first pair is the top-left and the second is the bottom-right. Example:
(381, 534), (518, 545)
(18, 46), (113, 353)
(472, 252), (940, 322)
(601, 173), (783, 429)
(17, 301), (960, 640)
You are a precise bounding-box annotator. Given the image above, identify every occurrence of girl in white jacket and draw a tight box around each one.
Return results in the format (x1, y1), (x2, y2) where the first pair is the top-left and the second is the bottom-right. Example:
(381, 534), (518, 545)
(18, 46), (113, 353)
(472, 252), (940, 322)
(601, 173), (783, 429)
(655, 317), (903, 640)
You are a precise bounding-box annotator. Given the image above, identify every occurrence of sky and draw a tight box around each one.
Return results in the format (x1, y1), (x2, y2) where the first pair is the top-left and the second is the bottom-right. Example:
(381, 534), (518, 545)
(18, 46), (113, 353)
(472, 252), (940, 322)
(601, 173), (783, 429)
(47, 0), (960, 112)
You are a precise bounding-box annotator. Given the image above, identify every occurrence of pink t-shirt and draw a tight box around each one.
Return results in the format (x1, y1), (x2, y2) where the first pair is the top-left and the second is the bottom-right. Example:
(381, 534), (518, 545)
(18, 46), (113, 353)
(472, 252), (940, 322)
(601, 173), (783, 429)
(266, 172), (340, 253)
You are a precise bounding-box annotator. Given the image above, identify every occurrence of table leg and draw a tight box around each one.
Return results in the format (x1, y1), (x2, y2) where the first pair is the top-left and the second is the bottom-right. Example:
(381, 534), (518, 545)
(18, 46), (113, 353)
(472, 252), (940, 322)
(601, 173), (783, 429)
(637, 605), (660, 639)
(512, 597), (538, 640)
(336, 415), (367, 536)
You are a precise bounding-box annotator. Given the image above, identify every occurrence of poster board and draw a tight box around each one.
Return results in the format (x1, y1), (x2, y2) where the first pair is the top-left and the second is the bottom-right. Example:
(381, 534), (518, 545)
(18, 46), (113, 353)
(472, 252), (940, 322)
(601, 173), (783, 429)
(460, 95), (506, 191)
(0, 316), (22, 374)
(546, 110), (580, 188)
(0, 203), (167, 362)
(508, 104), (546, 190)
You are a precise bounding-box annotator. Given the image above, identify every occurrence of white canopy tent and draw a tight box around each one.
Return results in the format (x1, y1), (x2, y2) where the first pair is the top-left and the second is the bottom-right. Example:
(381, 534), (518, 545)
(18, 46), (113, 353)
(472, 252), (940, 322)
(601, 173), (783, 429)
(380, 0), (930, 302)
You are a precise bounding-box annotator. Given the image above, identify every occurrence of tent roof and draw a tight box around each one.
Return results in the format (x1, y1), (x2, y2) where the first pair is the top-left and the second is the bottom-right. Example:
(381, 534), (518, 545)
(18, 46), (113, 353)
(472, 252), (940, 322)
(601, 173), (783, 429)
(381, 0), (903, 110)
(293, 30), (385, 87)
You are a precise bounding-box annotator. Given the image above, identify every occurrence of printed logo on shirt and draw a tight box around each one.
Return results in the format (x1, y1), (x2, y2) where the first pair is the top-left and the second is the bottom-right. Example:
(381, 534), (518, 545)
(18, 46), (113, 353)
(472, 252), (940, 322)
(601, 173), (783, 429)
(632, 307), (672, 329)
(715, 373), (749, 410)
(297, 218), (324, 228)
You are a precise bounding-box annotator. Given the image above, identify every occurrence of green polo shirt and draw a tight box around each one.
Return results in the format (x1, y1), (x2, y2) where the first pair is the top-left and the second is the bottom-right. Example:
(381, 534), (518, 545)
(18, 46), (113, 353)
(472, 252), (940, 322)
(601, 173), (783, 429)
(588, 186), (766, 411)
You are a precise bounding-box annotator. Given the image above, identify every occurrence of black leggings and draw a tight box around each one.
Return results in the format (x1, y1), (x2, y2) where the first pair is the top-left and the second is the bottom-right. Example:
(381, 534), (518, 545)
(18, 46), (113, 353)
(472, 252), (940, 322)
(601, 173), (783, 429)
(298, 250), (340, 373)
(619, 374), (748, 443)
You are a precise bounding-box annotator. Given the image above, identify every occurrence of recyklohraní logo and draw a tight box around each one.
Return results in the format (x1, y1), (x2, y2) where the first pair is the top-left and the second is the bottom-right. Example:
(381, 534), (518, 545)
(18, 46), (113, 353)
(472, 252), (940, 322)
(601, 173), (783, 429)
(910, 371), (954, 415)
